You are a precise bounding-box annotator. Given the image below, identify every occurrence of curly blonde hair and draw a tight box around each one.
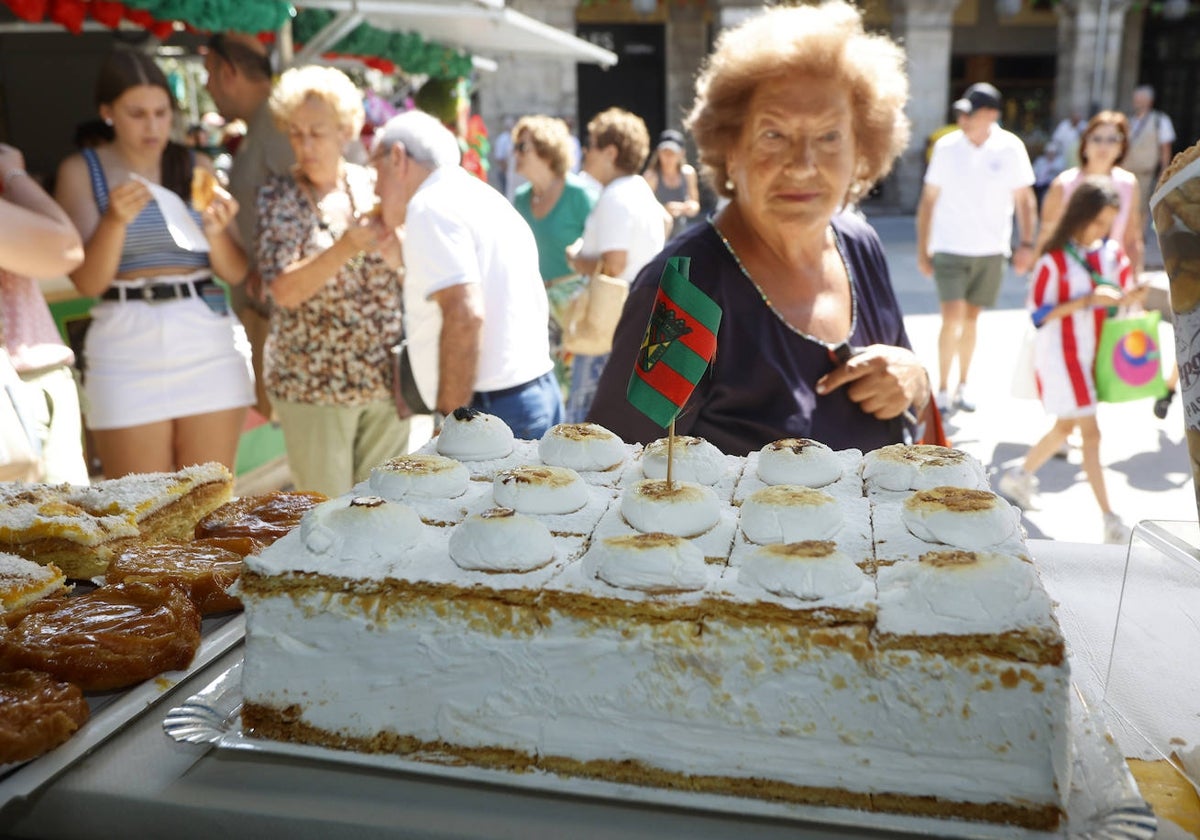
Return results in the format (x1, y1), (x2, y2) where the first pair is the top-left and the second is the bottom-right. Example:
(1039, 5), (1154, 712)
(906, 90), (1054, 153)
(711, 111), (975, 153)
(586, 108), (650, 175)
(686, 0), (909, 201)
(269, 65), (364, 138)
(513, 115), (574, 179)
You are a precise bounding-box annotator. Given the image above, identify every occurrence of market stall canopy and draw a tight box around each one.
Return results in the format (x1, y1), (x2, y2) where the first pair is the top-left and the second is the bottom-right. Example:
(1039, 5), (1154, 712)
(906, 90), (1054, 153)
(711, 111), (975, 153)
(294, 0), (617, 68)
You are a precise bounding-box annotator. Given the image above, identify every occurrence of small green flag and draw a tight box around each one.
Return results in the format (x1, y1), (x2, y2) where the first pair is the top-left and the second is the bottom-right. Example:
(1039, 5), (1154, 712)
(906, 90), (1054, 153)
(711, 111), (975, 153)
(626, 257), (721, 428)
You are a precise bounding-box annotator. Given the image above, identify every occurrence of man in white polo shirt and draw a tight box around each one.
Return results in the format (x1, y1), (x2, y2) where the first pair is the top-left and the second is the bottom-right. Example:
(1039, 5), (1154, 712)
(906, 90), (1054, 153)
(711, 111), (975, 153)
(371, 110), (563, 438)
(916, 82), (1037, 413)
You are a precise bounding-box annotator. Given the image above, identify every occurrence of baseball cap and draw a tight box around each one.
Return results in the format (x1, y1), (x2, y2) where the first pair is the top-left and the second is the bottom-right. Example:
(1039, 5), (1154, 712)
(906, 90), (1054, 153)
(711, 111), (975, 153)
(953, 82), (1003, 115)
(657, 129), (685, 152)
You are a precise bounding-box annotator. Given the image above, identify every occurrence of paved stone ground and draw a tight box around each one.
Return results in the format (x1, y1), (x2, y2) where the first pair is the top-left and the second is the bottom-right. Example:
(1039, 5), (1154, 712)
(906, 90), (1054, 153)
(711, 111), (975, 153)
(868, 213), (1195, 545)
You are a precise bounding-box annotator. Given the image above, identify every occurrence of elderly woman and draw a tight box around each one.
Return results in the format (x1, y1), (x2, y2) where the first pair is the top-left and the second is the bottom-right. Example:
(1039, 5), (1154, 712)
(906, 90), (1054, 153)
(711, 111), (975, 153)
(1036, 111), (1144, 277)
(55, 50), (251, 478)
(257, 65), (407, 495)
(512, 115), (595, 284)
(565, 107), (668, 423)
(588, 2), (932, 455)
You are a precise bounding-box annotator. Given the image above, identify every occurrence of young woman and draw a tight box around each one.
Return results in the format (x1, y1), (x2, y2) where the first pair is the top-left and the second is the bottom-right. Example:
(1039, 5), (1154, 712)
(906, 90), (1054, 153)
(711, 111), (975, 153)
(55, 50), (251, 478)
(1000, 176), (1148, 544)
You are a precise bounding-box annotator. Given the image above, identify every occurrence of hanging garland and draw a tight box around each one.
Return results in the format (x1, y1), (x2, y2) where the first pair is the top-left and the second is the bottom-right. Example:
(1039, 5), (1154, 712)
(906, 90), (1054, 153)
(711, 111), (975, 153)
(1, 0), (289, 36)
(293, 8), (473, 80)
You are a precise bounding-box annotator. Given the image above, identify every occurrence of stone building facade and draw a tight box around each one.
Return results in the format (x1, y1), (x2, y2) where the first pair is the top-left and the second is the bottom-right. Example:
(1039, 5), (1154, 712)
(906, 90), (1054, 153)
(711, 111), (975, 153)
(474, 0), (1182, 212)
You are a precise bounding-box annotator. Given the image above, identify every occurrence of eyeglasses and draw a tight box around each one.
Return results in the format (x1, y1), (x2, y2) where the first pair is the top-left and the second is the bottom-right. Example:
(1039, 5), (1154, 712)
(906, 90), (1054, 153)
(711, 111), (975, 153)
(1088, 134), (1124, 145)
(514, 141), (531, 153)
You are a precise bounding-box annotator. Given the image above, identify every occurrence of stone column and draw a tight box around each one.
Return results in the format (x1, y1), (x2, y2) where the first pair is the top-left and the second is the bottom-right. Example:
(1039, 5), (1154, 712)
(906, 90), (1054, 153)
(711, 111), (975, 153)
(1053, 0), (1133, 118)
(889, 0), (962, 211)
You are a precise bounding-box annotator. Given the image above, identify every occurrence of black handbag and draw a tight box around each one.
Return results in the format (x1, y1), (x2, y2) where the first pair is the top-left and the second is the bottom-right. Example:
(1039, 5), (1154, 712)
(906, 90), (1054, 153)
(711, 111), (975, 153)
(390, 341), (430, 419)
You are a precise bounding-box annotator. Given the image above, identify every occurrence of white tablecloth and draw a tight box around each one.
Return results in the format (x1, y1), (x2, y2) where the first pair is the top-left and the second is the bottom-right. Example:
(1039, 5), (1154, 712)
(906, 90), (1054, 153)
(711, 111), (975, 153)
(2, 534), (1195, 840)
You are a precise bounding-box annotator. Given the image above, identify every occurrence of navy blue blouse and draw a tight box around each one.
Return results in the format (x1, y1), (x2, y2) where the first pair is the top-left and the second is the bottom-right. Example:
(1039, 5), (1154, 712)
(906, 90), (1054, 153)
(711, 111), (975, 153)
(587, 210), (913, 456)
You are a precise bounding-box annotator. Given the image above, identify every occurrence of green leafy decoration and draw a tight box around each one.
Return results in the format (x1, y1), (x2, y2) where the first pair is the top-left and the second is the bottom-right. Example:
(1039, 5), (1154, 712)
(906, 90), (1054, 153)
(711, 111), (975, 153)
(120, 0), (293, 33)
(293, 8), (474, 78)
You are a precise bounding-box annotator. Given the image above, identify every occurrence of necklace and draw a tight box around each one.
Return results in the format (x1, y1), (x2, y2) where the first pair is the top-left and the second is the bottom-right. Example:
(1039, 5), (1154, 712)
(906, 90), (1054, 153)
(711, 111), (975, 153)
(708, 216), (859, 353)
(302, 167), (358, 235)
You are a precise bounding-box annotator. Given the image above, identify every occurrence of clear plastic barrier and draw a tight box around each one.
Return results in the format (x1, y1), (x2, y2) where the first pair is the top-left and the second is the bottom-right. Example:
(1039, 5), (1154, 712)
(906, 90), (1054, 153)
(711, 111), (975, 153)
(1103, 520), (1200, 794)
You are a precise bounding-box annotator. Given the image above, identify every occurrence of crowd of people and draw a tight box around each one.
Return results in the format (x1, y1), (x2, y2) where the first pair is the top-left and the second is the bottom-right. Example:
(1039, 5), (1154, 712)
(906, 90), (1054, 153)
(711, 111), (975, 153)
(0, 4), (1185, 543)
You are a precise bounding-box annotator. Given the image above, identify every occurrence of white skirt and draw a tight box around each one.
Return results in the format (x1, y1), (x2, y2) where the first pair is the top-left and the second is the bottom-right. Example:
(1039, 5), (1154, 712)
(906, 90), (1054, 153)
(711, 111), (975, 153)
(84, 293), (254, 430)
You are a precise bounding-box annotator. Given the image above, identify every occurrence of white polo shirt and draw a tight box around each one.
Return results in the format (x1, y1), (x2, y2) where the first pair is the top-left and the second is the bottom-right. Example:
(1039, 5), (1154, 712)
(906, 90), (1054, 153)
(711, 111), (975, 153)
(403, 166), (553, 406)
(925, 125), (1035, 257)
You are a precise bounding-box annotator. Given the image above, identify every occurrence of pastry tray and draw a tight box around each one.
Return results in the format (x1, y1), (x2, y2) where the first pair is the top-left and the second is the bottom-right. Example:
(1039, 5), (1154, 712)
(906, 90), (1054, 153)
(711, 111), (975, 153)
(0, 611), (245, 812)
(164, 660), (1155, 839)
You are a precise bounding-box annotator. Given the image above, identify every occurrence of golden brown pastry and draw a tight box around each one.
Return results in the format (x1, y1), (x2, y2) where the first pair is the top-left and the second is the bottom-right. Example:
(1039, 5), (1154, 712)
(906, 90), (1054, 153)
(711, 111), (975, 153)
(0, 669), (90, 764)
(191, 166), (218, 212)
(106, 539), (243, 615)
(194, 490), (327, 546)
(0, 582), (201, 691)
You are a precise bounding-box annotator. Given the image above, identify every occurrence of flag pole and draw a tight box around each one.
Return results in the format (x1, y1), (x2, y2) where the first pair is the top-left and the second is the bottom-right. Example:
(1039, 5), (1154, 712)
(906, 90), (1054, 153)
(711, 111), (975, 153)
(666, 418), (675, 489)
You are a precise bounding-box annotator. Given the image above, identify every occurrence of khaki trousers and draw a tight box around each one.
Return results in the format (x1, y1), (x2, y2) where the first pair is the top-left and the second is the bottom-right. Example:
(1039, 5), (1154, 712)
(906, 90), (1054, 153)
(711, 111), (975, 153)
(273, 398), (410, 496)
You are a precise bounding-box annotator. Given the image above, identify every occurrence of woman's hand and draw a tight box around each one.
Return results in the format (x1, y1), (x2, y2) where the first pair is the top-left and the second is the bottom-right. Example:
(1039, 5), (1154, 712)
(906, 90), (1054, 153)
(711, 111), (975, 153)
(201, 186), (239, 238)
(105, 180), (152, 226)
(815, 345), (930, 421)
(1087, 285), (1124, 308)
(0, 144), (25, 174)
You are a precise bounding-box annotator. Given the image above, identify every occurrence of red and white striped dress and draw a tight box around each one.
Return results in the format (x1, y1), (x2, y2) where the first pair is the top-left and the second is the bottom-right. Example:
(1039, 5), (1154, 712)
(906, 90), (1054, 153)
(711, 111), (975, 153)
(1027, 241), (1131, 417)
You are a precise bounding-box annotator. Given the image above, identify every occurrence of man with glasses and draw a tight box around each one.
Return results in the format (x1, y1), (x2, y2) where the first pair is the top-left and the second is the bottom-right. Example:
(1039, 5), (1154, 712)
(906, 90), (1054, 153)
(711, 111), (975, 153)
(370, 110), (563, 438)
(916, 82), (1037, 415)
(203, 32), (294, 419)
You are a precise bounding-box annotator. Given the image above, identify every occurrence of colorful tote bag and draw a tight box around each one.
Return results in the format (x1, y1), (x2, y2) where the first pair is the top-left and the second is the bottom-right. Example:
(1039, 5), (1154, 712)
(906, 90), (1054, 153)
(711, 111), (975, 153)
(1094, 310), (1168, 403)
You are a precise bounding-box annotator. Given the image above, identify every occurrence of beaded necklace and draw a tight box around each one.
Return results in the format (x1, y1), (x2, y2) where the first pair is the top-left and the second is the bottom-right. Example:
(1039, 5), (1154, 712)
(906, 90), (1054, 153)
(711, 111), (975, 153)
(709, 216), (860, 358)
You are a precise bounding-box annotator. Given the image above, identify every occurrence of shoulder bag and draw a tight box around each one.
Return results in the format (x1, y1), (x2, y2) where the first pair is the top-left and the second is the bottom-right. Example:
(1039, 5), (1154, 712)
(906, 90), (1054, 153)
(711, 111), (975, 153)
(1094, 309), (1168, 403)
(561, 270), (629, 356)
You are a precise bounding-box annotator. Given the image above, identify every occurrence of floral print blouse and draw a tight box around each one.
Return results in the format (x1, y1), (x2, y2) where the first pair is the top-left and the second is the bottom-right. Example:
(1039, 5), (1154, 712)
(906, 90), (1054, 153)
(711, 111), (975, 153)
(257, 164), (402, 406)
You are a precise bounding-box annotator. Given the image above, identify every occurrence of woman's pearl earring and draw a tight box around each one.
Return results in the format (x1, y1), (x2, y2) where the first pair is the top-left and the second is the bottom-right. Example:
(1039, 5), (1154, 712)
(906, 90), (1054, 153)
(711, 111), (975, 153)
(104, 118), (113, 126)
(724, 178), (735, 192)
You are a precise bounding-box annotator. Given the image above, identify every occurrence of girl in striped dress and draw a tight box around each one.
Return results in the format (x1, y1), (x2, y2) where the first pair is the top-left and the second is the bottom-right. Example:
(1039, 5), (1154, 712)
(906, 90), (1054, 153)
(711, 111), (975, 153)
(999, 176), (1147, 544)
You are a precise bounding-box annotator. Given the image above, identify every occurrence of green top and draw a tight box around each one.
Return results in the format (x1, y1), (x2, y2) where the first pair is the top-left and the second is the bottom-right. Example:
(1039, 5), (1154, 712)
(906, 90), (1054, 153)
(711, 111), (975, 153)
(514, 173), (595, 282)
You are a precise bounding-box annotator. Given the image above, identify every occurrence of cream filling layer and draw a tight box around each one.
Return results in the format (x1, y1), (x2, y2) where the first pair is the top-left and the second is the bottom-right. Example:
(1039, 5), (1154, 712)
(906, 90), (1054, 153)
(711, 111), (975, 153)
(241, 593), (1070, 808)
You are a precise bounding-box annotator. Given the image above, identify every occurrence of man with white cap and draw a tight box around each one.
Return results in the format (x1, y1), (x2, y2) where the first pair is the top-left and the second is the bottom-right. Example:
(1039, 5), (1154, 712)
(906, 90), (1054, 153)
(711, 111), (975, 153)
(370, 110), (563, 438)
(916, 82), (1037, 414)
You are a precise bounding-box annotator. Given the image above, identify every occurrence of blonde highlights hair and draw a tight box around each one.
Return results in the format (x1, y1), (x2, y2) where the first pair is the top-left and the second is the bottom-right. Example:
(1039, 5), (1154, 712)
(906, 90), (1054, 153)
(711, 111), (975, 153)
(513, 115), (574, 179)
(686, 0), (909, 200)
(270, 65), (364, 138)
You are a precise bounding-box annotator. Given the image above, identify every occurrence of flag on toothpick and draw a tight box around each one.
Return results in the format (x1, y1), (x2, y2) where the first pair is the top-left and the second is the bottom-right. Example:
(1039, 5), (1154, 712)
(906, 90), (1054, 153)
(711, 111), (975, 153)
(626, 257), (722, 428)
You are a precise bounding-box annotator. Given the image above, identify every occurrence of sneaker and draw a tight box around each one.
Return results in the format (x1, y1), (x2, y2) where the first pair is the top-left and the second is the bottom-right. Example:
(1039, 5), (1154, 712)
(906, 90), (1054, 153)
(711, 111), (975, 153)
(1153, 389), (1175, 420)
(935, 389), (951, 413)
(1103, 512), (1131, 545)
(954, 384), (976, 412)
(998, 468), (1039, 511)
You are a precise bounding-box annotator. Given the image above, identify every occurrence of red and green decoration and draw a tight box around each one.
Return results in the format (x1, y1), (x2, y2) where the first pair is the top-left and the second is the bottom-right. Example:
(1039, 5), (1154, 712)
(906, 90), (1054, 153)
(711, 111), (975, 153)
(1, 0), (290, 36)
(293, 8), (473, 80)
(626, 257), (721, 428)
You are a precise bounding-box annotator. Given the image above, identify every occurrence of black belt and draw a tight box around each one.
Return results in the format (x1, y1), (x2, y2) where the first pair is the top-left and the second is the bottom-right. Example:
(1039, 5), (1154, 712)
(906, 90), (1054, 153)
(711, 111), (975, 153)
(101, 277), (213, 302)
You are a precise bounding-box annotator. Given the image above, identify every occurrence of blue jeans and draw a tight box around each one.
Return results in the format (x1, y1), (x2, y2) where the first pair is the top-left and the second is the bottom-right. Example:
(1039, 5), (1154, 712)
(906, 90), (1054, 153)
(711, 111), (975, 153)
(470, 370), (564, 440)
(565, 352), (609, 424)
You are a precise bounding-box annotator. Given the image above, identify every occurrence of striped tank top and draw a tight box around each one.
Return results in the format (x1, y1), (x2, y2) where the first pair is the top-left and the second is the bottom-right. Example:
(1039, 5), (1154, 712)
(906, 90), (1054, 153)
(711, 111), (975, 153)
(82, 147), (210, 275)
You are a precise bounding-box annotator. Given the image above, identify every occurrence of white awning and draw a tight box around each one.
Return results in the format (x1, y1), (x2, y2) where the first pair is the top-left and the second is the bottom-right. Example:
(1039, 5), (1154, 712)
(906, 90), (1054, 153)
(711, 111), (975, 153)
(296, 1), (618, 67)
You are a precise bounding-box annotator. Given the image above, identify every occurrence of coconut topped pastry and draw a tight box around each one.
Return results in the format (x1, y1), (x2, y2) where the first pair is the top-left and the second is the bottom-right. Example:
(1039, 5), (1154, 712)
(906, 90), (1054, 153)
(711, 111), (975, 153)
(538, 423), (627, 472)
(740, 485), (842, 545)
(641, 436), (726, 485)
(583, 532), (708, 593)
(493, 465), (589, 515)
(435, 407), (515, 461)
(863, 444), (986, 492)
(298, 495), (423, 562)
(368, 454), (470, 500)
(621, 479), (720, 538)
(737, 540), (870, 601)
(449, 508), (556, 573)
(756, 438), (844, 488)
(901, 487), (1017, 550)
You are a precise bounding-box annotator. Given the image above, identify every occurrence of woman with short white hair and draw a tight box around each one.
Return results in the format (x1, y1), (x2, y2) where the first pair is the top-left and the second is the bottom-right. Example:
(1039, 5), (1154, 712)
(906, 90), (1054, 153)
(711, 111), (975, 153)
(256, 65), (408, 495)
